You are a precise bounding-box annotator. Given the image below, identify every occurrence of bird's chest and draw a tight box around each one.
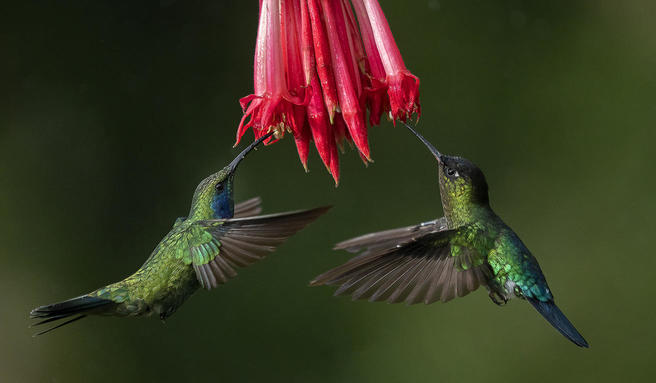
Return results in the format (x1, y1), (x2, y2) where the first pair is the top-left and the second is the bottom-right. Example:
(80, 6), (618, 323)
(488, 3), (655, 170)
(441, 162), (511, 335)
(486, 234), (545, 299)
(487, 237), (519, 279)
(147, 260), (199, 319)
(151, 268), (198, 319)
(125, 249), (200, 318)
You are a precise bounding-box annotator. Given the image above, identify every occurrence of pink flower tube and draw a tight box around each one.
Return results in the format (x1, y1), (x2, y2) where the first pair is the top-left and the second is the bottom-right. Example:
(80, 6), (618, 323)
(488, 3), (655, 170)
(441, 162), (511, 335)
(237, 0), (421, 184)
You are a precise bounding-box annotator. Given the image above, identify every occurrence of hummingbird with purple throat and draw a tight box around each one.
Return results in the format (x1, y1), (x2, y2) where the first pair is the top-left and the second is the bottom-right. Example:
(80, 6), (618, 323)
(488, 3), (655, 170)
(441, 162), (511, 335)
(31, 132), (330, 335)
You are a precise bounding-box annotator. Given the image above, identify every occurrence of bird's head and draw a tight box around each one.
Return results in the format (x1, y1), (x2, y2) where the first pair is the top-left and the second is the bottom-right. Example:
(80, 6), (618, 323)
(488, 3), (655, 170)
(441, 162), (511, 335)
(436, 155), (489, 207)
(189, 132), (273, 220)
(403, 123), (489, 209)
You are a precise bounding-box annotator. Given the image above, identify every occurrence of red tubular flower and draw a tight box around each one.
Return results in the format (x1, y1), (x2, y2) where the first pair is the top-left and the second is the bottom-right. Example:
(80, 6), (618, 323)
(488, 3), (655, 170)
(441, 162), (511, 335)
(237, 0), (421, 184)
(351, 0), (387, 126)
(307, 0), (339, 122)
(360, 0), (420, 122)
(237, 0), (299, 143)
(320, 0), (369, 161)
(281, 0), (311, 169)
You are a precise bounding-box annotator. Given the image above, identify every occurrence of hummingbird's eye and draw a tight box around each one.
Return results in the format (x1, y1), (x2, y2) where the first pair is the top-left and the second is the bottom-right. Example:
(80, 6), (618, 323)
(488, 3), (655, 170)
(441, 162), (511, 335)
(446, 168), (458, 177)
(215, 182), (225, 192)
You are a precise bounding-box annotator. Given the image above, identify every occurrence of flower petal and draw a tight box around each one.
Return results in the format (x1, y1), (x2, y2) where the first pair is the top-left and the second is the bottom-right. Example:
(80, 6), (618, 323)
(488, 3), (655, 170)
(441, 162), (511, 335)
(308, 0), (340, 122)
(321, 0), (370, 159)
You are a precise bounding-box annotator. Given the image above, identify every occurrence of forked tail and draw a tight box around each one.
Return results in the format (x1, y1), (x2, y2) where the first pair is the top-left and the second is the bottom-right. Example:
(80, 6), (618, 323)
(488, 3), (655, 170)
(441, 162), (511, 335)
(30, 295), (114, 336)
(527, 297), (589, 348)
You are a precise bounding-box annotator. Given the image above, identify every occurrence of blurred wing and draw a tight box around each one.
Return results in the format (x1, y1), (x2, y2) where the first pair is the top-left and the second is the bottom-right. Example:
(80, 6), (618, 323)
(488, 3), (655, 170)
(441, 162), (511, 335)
(233, 197), (263, 218)
(312, 228), (492, 304)
(334, 217), (448, 257)
(191, 206), (331, 289)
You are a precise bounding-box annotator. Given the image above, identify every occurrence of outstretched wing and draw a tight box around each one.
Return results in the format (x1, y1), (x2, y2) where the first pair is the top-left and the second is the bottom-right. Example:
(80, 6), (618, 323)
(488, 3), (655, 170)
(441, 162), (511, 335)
(334, 217), (448, 256)
(233, 197), (263, 218)
(312, 226), (492, 305)
(187, 206), (331, 289)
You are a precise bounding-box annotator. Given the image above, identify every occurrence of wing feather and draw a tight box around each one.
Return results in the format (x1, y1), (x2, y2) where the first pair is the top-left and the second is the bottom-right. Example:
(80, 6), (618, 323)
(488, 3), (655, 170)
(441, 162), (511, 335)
(388, 256), (433, 303)
(313, 226), (493, 304)
(233, 197), (263, 218)
(334, 217), (448, 256)
(192, 206), (330, 289)
(369, 256), (419, 302)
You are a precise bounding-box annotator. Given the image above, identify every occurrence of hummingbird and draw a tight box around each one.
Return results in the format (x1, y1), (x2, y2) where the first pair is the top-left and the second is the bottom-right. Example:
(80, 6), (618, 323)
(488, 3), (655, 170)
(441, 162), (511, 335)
(31, 132), (330, 335)
(311, 124), (589, 347)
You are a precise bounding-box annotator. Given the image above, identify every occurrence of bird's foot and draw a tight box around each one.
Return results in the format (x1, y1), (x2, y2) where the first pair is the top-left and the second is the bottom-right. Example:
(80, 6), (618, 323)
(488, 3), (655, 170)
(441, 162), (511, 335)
(489, 291), (508, 306)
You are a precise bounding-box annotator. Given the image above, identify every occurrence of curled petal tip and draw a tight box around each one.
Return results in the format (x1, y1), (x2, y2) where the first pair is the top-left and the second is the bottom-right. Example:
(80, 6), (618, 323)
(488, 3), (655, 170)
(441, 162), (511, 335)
(357, 144), (371, 162)
(387, 71), (420, 122)
(327, 107), (337, 124)
(358, 150), (373, 166)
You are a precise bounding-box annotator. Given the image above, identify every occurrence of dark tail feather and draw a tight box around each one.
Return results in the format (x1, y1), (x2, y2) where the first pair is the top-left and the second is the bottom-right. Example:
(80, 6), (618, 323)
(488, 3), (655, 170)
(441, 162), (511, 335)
(30, 295), (114, 336)
(32, 315), (87, 336)
(527, 298), (589, 348)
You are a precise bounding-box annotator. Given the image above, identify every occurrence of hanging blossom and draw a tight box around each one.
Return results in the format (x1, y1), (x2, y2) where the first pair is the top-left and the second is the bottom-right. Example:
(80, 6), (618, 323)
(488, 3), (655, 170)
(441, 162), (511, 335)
(236, 0), (420, 184)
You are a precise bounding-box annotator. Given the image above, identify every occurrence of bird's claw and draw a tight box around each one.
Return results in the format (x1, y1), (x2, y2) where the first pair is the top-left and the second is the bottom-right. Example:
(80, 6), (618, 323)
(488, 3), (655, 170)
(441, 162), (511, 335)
(489, 291), (508, 306)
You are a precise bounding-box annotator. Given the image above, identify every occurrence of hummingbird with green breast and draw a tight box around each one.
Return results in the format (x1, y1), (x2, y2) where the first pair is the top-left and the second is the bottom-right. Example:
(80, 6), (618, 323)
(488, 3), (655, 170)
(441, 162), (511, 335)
(311, 124), (588, 347)
(31, 132), (330, 335)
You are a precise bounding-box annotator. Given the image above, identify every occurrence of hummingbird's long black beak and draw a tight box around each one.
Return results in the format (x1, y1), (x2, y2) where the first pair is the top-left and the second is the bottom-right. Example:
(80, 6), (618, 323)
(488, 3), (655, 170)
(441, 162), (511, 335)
(402, 122), (442, 162)
(228, 131), (274, 173)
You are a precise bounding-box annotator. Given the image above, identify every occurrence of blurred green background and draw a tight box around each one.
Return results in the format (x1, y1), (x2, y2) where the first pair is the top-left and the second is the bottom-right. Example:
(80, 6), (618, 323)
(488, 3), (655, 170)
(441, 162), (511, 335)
(1, 0), (654, 381)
